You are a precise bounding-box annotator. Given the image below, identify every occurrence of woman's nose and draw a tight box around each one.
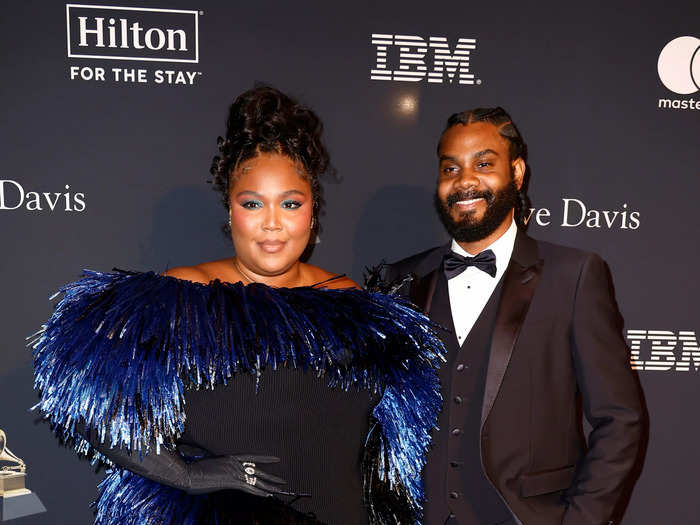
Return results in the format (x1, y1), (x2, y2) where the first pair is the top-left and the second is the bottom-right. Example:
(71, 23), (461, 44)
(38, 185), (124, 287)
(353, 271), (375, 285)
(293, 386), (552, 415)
(262, 207), (282, 231)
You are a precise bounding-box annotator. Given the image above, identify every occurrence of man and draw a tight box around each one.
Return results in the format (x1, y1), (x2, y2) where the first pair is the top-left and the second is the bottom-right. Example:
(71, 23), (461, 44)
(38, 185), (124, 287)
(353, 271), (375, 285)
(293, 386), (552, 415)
(384, 107), (645, 525)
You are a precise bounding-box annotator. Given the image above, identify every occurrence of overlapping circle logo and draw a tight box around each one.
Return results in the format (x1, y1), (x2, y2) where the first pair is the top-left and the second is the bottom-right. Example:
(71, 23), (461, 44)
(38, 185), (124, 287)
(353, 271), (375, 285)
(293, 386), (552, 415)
(657, 36), (700, 94)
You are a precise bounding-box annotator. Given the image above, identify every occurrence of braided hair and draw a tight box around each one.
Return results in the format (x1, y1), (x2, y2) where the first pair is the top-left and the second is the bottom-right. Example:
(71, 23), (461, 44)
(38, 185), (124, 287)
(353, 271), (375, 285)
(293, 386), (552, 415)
(438, 107), (530, 226)
(210, 85), (330, 234)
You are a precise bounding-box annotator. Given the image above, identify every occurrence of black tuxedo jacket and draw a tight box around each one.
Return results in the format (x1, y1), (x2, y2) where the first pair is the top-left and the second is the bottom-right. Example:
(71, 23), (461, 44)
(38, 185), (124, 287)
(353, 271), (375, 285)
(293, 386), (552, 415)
(385, 230), (645, 525)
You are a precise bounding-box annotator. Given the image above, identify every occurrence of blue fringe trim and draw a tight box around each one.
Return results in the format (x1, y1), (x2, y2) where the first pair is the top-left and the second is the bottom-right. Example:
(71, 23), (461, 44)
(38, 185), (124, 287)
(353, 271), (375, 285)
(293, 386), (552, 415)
(371, 365), (442, 522)
(94, 470), (208, 525)
(31, 270), (444, 523)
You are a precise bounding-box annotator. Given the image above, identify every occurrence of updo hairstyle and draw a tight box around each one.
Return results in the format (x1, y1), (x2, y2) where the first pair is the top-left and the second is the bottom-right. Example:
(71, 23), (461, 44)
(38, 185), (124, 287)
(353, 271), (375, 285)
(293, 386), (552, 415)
(210, 86), (330, 233)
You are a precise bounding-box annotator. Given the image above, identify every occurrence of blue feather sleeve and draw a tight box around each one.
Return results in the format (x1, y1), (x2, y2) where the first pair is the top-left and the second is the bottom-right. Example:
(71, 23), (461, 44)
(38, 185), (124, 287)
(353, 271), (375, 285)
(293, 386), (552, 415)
(30, 271), (190, 457)
(30, 269), (445, 523)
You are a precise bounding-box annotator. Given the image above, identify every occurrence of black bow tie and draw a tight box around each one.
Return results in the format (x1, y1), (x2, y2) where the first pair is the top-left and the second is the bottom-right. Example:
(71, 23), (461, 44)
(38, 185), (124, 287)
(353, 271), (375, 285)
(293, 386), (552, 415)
(443, 249), (497, 279)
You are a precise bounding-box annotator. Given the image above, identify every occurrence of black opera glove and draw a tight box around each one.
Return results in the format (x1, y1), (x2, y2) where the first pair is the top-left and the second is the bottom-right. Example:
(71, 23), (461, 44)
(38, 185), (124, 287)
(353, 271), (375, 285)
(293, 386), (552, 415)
(77, 423), (286, 497)
(186, 454), (286, 496)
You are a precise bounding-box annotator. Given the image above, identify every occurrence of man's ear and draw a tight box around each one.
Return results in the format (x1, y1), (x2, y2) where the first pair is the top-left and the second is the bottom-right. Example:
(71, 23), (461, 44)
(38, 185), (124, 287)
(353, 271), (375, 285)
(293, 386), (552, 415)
(512, 157), (526, 190)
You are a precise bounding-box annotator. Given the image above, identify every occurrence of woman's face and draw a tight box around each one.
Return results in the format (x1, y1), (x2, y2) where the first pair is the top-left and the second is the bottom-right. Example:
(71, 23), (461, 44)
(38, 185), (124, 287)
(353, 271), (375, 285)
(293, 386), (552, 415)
(229, 153), (313, 278)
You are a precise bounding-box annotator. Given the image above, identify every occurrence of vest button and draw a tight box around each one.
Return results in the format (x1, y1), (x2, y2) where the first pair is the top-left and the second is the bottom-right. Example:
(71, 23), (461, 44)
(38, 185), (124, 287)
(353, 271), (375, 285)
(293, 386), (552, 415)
(451, 428), (461, 436)
(449, 491), (460, 499)
(449, 513), (456, 519)
(456, 363), (465, 371)
(454, 395), (463, 404)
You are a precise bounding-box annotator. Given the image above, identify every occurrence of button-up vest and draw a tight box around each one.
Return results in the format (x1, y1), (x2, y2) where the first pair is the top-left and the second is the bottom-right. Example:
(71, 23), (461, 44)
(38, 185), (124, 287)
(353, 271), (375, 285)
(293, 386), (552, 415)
(423, 272), (512, 525)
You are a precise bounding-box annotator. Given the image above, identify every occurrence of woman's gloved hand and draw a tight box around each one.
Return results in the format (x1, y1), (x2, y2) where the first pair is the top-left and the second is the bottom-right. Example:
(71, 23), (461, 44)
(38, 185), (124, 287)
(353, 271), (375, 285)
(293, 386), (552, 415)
(187, 454), (286, 496)
(77, 422), (288, 497)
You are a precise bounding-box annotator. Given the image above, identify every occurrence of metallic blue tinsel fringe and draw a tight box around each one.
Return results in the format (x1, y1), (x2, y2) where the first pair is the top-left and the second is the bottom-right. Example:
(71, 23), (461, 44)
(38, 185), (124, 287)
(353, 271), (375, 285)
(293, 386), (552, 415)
(30, 270), (444, 524)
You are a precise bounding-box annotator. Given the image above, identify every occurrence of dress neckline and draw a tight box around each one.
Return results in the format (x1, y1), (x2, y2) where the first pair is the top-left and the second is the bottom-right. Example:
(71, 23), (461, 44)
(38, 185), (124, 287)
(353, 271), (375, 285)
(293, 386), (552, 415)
(131, 268), (349, 291)
(310, 274), (347, 289)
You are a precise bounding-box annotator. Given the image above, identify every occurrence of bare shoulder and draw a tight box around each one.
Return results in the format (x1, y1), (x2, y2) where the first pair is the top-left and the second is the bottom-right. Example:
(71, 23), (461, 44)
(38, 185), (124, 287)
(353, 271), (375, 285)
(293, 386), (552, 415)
(163, 265), (212, 285)
(324, 276), (361, 290)
(164, 259), (236, 285)
(304, 264), (361, 290)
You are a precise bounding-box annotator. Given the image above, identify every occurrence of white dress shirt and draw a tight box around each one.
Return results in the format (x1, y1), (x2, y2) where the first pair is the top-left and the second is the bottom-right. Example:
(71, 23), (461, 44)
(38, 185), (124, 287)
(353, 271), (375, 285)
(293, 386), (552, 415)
(447, 219), (517, 347)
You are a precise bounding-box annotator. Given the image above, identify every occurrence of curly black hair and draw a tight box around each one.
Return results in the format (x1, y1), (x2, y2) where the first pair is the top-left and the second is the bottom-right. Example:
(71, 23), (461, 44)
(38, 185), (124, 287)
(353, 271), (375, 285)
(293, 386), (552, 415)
(437, 106), (531, 227)
(210, 85), (331, 234)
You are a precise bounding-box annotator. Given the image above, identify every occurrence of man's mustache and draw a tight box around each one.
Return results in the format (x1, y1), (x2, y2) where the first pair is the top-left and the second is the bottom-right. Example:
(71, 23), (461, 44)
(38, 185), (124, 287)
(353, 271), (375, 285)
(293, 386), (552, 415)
(445, 190), (494, 208)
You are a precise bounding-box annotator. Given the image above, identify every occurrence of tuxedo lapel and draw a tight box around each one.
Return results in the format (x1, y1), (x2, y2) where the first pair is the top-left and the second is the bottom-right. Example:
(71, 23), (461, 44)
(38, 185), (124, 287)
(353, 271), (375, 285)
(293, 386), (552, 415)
(481, 231), (543, 427)
(408, 243), (451, 314)
(410, 268), (439, 314)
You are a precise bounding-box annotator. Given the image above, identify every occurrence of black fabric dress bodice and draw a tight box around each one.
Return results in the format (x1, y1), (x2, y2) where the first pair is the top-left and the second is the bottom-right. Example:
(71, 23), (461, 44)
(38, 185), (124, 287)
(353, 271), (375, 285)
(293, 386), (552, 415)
(33, 270), (445, 525)
(180, 367), (373, 524)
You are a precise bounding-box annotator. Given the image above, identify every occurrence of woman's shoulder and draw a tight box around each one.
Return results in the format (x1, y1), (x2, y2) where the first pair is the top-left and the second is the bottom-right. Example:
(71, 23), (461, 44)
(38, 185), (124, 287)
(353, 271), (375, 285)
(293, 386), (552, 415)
(164, 260), (359, 290)
(303, 264), (360, 290)
(165, 259), (236, 285)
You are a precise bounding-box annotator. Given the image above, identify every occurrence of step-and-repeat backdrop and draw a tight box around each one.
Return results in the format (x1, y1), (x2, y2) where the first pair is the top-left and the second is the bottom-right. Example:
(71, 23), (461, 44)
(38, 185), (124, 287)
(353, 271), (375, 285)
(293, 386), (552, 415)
(1, 1), (698, 523)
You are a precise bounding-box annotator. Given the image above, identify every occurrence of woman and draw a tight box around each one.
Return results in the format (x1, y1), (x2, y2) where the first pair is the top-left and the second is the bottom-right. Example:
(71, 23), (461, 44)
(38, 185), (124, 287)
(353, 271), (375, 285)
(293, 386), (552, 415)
(31, 86), (444, 524)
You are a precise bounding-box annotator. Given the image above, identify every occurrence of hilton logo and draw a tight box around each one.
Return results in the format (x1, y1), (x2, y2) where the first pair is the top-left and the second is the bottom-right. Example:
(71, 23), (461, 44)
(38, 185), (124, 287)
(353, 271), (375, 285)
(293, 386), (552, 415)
(66, 4), (200, 63)
(370, 34), (479, 85)
(627, 330), (699, 372)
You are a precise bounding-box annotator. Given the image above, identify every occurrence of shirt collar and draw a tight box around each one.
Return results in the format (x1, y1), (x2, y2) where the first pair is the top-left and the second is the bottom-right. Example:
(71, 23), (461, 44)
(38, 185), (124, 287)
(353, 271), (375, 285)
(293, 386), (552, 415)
(450, 217), (517, 276)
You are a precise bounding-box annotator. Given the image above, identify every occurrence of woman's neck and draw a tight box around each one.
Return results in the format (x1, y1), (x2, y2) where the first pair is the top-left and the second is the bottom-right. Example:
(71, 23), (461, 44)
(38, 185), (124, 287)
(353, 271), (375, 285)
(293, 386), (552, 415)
(233, 258), (306, 288)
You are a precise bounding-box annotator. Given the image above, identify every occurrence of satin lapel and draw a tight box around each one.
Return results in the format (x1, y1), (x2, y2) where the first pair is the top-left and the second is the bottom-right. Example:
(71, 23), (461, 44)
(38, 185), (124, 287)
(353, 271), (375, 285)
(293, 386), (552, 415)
(408, 242), (451, 313)
(481, 233), (543, 426)
(409, 268), (439, 314)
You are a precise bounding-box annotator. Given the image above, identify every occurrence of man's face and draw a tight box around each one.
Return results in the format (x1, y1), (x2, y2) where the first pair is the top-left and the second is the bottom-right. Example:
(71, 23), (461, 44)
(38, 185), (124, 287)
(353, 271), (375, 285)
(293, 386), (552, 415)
(435, 121), (525, 243)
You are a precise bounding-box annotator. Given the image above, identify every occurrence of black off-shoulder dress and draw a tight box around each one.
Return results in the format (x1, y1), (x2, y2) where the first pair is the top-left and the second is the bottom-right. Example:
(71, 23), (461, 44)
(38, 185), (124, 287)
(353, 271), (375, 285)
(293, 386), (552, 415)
(31, 270), (444, 524)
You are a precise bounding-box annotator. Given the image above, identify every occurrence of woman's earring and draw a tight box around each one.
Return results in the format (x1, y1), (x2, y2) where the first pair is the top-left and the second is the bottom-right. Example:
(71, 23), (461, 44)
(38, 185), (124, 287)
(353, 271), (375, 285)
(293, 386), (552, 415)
(310, 217), (316, 230)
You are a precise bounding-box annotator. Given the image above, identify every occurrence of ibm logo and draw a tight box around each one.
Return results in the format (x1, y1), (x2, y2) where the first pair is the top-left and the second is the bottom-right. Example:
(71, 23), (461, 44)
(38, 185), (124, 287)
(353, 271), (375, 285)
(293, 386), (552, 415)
(627, 330), (700, 372)
(370, 33), (478, 85)
(66, 4), (200, 63)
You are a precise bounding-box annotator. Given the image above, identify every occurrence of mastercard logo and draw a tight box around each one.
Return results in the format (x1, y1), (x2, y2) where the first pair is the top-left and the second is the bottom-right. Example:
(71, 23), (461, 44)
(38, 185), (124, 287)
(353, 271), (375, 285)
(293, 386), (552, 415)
(657, 36), (700, 95)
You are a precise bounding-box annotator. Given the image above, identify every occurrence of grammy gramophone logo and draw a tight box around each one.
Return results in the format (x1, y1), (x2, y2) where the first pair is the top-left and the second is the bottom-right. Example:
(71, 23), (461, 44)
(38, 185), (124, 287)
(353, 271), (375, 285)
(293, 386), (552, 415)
(0, 429), (46, 521)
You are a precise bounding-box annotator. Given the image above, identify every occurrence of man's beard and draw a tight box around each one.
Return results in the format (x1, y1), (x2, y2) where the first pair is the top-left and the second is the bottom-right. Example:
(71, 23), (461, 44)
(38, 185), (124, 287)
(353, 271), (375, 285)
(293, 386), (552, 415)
(434, 179), (518, 243)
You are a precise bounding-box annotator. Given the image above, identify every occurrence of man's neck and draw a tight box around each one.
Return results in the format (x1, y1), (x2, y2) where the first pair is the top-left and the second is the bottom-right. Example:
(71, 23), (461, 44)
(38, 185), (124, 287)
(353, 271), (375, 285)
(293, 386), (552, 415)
(456, 212), (515, 255)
